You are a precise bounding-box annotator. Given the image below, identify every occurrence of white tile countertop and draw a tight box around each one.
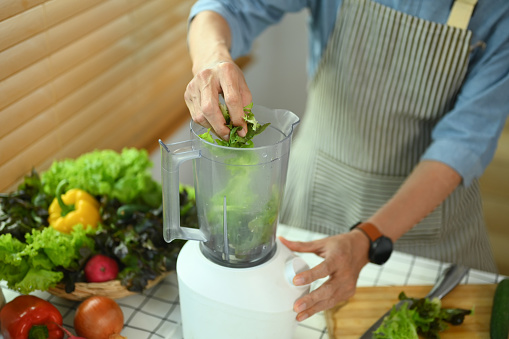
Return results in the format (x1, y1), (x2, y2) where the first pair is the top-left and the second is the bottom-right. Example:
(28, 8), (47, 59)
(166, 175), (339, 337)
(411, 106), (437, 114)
(0, 224), (505, 339)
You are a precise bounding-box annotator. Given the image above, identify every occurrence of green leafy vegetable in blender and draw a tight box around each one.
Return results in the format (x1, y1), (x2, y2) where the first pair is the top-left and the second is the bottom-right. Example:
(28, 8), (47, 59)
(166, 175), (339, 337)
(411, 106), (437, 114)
(205, 158), (280, 258)
(199, 103), (270, 148)
(373, 291), (472, 339)
(198, 104), (279, 259)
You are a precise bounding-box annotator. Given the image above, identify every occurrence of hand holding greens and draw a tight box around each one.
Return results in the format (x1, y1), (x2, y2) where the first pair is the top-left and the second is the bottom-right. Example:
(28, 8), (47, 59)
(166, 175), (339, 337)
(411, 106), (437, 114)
(199, 103), (270, 148)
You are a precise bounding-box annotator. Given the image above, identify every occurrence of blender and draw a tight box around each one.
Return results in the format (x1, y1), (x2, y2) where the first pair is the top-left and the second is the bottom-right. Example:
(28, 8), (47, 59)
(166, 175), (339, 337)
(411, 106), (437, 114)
(159, 105), (309, 339)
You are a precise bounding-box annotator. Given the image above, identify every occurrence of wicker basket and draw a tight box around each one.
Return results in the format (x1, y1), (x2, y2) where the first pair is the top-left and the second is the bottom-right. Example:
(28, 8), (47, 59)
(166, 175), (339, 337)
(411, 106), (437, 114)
(47, 271), (172, 301)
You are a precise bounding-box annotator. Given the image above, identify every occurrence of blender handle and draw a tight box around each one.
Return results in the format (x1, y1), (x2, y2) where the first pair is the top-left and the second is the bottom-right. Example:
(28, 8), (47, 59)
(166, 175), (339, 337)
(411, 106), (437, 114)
(159, 140), (207, 243)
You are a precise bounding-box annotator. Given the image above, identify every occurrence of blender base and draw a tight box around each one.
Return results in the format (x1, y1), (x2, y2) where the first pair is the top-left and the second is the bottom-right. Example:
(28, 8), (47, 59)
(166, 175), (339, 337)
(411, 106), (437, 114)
(176, 239), (310, 339)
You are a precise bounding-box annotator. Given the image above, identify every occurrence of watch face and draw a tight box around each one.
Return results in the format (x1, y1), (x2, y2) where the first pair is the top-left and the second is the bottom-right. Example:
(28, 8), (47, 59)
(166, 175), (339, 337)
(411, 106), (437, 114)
(369, 236), (393, 265)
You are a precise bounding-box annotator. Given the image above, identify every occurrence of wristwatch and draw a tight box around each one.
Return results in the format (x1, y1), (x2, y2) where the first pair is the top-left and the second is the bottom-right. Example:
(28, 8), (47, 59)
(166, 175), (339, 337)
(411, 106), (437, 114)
(350, 222), (393, 265)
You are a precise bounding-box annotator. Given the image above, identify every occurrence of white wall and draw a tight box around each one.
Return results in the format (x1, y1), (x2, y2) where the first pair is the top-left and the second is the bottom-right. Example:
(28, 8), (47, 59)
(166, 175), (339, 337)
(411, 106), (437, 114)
(243, 11), (308, 119)
(152, 11), (309, 185)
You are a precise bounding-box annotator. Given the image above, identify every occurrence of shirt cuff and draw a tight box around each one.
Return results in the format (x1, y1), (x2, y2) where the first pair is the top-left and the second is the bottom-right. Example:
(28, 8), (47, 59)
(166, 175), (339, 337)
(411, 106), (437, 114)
(420, 139), (484, 187)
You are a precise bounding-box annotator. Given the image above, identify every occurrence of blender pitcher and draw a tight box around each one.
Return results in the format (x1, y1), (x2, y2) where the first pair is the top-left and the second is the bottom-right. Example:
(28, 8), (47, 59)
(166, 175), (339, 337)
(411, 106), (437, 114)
(160, 105), (299, 268)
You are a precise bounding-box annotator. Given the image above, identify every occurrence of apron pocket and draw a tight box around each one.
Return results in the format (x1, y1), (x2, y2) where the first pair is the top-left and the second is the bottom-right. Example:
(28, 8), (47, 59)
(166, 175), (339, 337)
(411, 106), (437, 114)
(310, 150), (443, 245)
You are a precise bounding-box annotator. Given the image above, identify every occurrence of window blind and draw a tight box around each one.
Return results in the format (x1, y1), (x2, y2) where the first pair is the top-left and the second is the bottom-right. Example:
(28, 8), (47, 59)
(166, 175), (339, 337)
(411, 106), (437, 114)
(0, 0), (194, 193)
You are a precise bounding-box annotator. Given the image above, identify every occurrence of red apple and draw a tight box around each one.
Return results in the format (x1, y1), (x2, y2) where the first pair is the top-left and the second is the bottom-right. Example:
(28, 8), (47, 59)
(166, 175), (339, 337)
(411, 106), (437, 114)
(84, 254), (119, 283)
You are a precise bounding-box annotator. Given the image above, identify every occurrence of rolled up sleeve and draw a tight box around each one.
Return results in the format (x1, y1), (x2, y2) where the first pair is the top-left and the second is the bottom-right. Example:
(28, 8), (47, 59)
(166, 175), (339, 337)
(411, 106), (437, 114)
(421, 27), (509, 187)
(189, 0), (306, 59)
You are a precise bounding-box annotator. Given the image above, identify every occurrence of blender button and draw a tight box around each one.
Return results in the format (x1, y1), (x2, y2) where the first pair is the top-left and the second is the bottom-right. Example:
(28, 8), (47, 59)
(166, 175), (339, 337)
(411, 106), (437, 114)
(284, 257), (310, 286)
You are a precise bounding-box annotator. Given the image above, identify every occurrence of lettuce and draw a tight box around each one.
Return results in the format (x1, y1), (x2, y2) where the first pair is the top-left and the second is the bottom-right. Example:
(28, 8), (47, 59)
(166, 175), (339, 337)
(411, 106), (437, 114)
(373, 292), (472, 339)
(373, 303), (419, 339)
(41, 148), (161, 207)
(0, 225), (95, 294)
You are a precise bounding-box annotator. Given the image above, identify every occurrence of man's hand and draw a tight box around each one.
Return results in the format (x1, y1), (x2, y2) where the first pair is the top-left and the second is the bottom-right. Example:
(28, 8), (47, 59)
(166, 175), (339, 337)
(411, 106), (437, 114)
(186, 11), (252, 141)
(184, 60), (252, 140)
(279, 231), (370, 321)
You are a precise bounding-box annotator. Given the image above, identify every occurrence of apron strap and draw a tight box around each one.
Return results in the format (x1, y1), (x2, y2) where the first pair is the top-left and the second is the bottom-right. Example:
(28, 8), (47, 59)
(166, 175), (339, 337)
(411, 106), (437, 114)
(447, 0), (478, 29)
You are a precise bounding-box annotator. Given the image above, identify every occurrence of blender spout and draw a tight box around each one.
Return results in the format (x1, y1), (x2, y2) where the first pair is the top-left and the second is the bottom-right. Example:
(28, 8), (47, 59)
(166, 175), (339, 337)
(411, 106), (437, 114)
(276, 108), (300, 137)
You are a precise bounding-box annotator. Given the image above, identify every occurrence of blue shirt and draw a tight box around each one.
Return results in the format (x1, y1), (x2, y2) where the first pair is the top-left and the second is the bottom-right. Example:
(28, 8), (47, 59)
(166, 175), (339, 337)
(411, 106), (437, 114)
(190, 0), (509, 186)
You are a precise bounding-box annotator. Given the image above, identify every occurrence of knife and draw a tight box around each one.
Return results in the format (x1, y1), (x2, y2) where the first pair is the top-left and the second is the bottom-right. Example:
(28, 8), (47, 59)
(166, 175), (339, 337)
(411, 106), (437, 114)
(359, 264), (470, 339)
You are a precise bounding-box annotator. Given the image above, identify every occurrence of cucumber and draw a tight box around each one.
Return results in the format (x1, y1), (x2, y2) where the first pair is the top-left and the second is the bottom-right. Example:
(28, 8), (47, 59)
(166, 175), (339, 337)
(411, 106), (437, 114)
(490, 278), (509, 339)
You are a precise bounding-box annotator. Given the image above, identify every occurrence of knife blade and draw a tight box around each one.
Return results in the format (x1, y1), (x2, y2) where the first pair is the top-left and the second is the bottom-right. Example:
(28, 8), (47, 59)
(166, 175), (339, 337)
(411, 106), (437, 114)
(359, 264), (470, 339)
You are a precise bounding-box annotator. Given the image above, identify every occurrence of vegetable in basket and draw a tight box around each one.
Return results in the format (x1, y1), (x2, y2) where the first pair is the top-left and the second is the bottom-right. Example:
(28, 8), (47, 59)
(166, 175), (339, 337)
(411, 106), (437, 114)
(84, 254), (119, 283)
(41, 148), (161, 207)
(0, 148), (198, 295)
(48, 180), (101, 233)
(0, 170), (52, 242)
(0, 225), (95, 294)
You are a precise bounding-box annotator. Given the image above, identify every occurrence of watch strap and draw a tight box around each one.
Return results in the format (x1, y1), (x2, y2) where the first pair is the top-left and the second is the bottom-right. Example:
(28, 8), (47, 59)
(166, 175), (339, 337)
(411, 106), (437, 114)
(350, 221), (393, 265)
(355, 222), (384, 242)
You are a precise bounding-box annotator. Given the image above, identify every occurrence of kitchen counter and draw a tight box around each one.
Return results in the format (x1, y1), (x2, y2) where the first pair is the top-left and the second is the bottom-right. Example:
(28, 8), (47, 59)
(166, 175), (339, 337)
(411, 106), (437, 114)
(0, 225), (505, 339)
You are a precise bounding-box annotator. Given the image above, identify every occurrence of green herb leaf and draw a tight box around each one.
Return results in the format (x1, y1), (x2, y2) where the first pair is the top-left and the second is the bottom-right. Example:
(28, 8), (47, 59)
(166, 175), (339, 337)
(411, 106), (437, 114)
(199, 103), (270, 148)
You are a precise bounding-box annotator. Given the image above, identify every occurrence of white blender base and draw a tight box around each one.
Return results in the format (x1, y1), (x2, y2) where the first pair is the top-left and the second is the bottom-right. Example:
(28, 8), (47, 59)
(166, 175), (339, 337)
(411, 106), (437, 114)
(177, 239), (310, 339)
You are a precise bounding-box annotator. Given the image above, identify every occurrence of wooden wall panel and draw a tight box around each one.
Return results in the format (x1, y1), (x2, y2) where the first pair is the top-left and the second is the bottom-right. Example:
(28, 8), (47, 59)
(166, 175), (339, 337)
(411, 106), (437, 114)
(0, 34), (47, 81)
(0, 0), (46, 22)
(480, 120), (509, 275)
(0, 6), (46, 52)
(0, 0), (195, 193)
(0, 87), (54, 139)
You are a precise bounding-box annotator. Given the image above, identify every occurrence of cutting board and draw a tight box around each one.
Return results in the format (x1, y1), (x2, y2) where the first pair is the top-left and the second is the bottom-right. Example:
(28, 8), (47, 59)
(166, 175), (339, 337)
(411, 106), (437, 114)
(325, 284), (497, 339)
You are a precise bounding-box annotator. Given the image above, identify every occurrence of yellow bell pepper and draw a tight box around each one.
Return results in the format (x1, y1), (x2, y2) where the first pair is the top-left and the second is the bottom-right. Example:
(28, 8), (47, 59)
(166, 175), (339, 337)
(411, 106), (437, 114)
(48, 181), (100, 233)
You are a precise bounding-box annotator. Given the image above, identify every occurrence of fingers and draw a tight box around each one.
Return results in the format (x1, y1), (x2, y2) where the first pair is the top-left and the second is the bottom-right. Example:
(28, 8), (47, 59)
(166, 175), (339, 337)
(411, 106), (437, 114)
(184, 61), (251, 140)
(185, 67), (230, 139)
(293, 260), (329, 286)
(200, 94), (230, 140)
(185, 84), (212, 131)
(279, 236), (321, 253)
(220, 65), (250, 137)
(294, 277), (357, 322)
(282, 233), (368, 322)
(279, 236), (329, 285)
(221, 66), (247, 137)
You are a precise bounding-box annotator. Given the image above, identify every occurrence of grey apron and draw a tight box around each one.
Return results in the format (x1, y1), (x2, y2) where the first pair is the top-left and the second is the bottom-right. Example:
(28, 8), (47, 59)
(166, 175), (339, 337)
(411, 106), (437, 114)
(281, 0), (497, 272)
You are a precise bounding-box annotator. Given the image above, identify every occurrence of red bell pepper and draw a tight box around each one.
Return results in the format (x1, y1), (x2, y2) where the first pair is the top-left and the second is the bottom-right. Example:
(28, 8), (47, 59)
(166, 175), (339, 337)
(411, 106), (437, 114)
(0, 295), (64, 339)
